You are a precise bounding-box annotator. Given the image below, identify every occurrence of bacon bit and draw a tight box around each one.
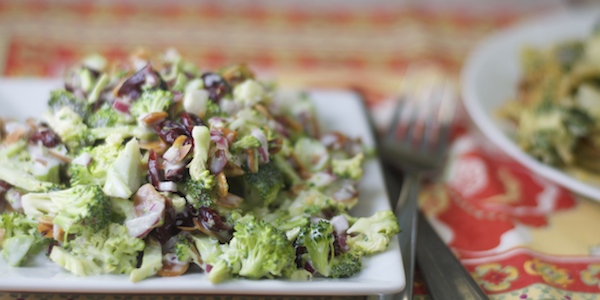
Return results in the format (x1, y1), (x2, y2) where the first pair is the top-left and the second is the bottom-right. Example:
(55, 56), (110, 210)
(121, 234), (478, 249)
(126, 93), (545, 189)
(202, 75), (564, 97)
(37, 216), (54, 238)
(5, 127), (27, 145)
(254, 104), (273, 119)
(216, 193), (243, 209)
(216, 172), (229, 198)
(291, 184), (308, 194)
(47, 148), (72, 163)
(141, 111), (169, 126)
(223, 161), (245, 177)
(246, 148), (258, 173)
(157, 258), (189, 277)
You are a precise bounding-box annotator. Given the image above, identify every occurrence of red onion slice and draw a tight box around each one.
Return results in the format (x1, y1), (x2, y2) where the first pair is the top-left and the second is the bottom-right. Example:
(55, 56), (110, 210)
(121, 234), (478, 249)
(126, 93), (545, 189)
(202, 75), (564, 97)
(113, 100), (131, 114)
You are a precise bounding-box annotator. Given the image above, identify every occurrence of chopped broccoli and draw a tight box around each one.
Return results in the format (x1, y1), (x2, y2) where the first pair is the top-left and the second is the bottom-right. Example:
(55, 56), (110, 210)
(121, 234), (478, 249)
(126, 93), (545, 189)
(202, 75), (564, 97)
(0, 212), (50, 266)
(47, 89), (89, 119)
(21, 185), (111, 235)
(0, 157), (57, 192)
(331, 153), (364, 181)
(188, 125), (211, 181)
(87, 73), (109, 104)
(68, 142), (122, 187)
(241, 161), (284, 209)
(330, 250), (362, 278)
(49, 246), (103, 276)
(129, 89), (173, 120)
(130, 237), (163, 282)
(103, 138), (143, 199)
(346, 210), (400, 255)
(172, 233), (201, 266)
(44, 106), (92, 151)
(272, 154), (302, 186)
(85, 103), (130, 128)
(184, 178), (216, 208)
(287, 189), (344, 218)
(295, 220), (335, 277)
(231, 216), (295, 279)
(209, 216), (296, 282)
(232, 79), (266, 107)
(231, 135), (261, 151)
(189, 234), (223, 265)
(53, 223), (145, 275)
(293, 137), (329, 173)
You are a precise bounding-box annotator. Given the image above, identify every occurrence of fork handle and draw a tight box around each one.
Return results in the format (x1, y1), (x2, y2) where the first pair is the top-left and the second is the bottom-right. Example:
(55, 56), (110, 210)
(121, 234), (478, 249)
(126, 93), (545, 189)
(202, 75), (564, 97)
(394, 173), (420, 300)
(416, 211), (488, 300)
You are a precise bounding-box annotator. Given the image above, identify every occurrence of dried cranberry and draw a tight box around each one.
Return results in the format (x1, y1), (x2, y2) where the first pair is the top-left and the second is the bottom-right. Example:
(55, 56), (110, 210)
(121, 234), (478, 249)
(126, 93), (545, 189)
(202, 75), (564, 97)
(175, 203), (200, 228)
(154, 120), (189, 144)
(147, 150), (163, 189)
(117, 63), (168, 100)
(0, 180), (11, 191)
(29, 129), (62, 148)
(164, 165), (187, 182)
(180, 112), (205, 133)
(198, 207), (230, 232)
(294, 245), (307, 268)
(201, 72), (230, 103)
(333, 231), (348, 256)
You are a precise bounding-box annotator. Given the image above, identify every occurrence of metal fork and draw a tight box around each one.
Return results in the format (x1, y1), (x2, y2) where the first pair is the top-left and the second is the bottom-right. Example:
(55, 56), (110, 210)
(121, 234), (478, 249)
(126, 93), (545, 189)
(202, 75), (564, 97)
(375, 68), (486, 299)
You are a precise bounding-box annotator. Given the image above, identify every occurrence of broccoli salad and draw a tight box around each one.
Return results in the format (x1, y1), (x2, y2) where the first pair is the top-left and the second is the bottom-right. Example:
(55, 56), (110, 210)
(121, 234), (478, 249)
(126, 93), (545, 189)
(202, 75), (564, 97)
(0, 49), (399, 283)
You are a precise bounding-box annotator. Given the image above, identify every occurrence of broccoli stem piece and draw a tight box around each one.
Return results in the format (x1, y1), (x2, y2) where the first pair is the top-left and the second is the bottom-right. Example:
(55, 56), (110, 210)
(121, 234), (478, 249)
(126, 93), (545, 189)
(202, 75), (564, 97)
(130, 238), (163, 282)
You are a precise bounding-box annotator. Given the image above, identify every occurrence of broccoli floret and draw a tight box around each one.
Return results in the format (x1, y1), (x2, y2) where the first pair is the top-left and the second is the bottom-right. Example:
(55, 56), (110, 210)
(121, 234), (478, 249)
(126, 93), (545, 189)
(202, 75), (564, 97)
(48, 89), (89, 119)
(21, 185), (111, 235)
(272, 154), (302, 186)
(242, 161), (285, 208)
(85, 104), (131, 128)
(44, 106), (93, 151)
(231, 135), (261, 151)
(130, 237), (163, 282)
(68, 142), (122, 186)
(293, 137), (329, 173)
(295, 220), (335, 277)
(331, 153), (364, 181)
(86, 73), (109, 104)
(212, 216), (296, 281)
(188, 125), (212, 181)
(129, 89), (173, 120)
(330, 251), (362, 278)
(103, 138), (143, 199)
(189, 234), (223, 265)
(0, 212), (50, 266)
(49, 246), (103, 276)
(184, 178), (216, 208)
(232, 79), (266, 107)
(109, 197), (135, 222)
(172, 233), (201, 266)
(0, 157), (57, 192)
(346, 210), (400, 255)
(51, 223), (145, 275)
(287, 189), (344, 218)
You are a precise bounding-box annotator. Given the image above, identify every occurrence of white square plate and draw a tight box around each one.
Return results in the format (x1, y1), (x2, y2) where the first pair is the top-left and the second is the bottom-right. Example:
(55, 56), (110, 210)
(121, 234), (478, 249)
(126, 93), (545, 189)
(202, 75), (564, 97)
(0, 79), (405, 295)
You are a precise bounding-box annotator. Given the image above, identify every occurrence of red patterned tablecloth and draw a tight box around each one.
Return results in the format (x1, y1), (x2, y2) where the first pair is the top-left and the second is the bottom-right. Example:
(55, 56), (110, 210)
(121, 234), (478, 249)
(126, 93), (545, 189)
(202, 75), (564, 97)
(2, 1), (600, 299)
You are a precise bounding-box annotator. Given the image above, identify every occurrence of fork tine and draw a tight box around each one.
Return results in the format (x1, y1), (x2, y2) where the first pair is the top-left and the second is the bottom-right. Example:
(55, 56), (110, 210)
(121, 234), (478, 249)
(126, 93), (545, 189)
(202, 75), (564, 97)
(434, 80), (457, 157)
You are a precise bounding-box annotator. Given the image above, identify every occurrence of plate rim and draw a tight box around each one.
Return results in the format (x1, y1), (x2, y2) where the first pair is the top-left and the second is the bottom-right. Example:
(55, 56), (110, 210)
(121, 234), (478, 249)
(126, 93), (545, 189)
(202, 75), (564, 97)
(461, 7), (600, 200)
